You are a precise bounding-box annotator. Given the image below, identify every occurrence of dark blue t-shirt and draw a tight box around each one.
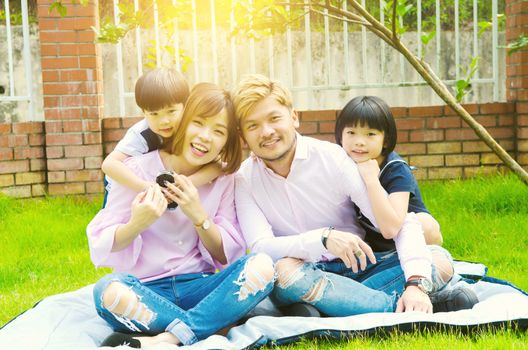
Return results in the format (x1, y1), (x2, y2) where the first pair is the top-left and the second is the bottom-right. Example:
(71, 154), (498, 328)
(355, 152), (429, 252)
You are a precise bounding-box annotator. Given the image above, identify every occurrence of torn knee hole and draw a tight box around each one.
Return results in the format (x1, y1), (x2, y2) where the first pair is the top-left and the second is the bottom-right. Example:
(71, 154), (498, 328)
(432, 251), (454, 283)
(302, 278), (328, 303)
(236, 255), (274, 301)
(102, 282), (154, 324)
(275, 259), (305, 289)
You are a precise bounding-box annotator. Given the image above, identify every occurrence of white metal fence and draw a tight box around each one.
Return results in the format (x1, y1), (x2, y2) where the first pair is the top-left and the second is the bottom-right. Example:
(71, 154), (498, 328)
(0, 1), (506, 121)
(0, 0), (37, 121)
(102, 0), (505, 116)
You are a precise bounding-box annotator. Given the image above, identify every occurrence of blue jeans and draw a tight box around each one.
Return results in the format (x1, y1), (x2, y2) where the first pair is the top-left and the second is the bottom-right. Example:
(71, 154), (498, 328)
(93, 254), (274, 345)
(272, 248), (451, 317)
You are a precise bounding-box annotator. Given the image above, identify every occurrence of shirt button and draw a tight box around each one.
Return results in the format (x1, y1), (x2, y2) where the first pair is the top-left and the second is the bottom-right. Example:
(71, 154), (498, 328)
(178, 240), (183, 245)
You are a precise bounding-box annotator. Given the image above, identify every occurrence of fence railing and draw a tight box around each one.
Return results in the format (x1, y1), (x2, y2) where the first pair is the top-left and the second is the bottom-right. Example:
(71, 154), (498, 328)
(1, 0), (35, 121)
(102, 0), (504, 115)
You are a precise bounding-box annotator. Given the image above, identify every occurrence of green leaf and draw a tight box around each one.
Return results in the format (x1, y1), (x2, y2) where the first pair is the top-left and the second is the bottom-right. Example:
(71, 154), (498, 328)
(478, 21), (492, 37)
(94, 19), (129, 44)
(456, 79), (468, 90)
(507, 34), (528, 55)
(455, 79), (468, 102)
(421, 31), (436, 46)
(469, 56), (479, 72)
(49, 1), (67, 17)
(396, 1), (413, 17)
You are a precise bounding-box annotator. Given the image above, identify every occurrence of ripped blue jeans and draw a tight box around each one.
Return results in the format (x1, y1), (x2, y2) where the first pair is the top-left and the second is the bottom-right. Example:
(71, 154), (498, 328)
(93, 253), (274, 346)
(272, 247), (451, 317)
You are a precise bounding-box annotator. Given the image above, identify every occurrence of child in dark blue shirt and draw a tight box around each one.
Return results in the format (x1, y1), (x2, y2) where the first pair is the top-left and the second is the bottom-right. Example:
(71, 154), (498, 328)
(335, 96), (442, 251)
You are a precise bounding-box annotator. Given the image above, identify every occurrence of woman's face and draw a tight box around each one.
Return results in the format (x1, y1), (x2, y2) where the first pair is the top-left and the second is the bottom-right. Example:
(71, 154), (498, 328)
(181, 108), (229, 167)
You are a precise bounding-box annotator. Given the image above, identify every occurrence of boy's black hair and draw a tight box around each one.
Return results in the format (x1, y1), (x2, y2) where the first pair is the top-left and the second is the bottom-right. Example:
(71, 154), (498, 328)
(135, 67), (190, 112)
(335, 95), (397, 157)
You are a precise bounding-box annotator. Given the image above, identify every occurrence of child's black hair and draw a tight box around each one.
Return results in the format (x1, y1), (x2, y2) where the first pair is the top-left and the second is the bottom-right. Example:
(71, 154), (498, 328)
(335, 95), (397, 157)
(135, 67), (189, 112)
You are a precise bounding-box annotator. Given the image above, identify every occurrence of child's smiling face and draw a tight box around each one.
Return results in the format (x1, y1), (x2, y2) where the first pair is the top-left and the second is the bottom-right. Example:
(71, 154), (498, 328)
(143, 103), (184, 139)
(341, 124), (386, 165)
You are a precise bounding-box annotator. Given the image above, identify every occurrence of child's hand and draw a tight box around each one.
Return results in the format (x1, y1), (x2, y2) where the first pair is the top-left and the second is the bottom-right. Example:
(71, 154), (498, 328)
(356, 159), (380, 182)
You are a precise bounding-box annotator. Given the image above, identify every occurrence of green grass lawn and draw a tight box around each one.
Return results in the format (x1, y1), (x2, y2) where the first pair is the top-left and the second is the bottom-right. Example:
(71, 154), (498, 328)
(0, 174), (527, 348)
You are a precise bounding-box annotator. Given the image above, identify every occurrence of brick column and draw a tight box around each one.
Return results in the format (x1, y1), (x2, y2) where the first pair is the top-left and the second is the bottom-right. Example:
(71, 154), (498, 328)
(506, 0), (528, 169)
(37, 0), (104, 195)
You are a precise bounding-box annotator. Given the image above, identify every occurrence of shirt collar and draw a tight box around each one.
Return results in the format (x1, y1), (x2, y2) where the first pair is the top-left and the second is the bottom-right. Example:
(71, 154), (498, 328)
(294, 132), (308, 160)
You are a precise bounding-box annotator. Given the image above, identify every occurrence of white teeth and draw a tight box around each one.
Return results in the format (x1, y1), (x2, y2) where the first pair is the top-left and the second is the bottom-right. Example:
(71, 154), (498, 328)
(192, 143), (208, 152)
(262, 139), (278, 147)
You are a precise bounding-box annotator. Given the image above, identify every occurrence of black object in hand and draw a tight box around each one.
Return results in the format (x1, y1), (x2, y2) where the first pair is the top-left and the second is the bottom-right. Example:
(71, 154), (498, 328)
(156, 171), (178, 209)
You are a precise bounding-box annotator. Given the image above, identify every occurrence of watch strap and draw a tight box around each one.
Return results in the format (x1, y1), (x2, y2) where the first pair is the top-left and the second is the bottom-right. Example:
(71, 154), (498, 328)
(404, 278), (432, 294)
(194, 217), (209, 230)
(321, 226), (334, 249)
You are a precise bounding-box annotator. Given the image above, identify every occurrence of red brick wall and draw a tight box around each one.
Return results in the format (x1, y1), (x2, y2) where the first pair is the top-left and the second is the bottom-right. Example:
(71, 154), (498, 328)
(0, 103), (520, 198)
(37, 0), (105, 196)
(99, 102), (517, 179)
(101, 117), (143, 157)
(0, 0), (525, 198)
(302, 103), (516, 180)
(506, 0), (528, 168)
(0, 122), (46, 197)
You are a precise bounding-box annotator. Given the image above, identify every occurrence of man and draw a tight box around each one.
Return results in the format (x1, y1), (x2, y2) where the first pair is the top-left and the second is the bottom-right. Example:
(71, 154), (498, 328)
(233, 74), (476, 315)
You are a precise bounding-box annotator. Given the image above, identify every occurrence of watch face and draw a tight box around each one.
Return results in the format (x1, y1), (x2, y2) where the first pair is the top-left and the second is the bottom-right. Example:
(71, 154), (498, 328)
(421, 278), (433, 292)
(202, 219), (211, 230)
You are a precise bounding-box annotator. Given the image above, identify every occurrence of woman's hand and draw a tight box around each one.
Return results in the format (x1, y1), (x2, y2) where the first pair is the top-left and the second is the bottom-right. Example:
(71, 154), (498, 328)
(129, 185), (168, 230)
(162, 174), (208, 224)
(112, 185), (167, 252)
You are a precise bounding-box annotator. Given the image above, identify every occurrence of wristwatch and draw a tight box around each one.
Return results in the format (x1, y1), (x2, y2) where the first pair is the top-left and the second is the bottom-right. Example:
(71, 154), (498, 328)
(321, 226), (334, 249)
(194, 217), (211, 230)
(404, 277), (433, 294)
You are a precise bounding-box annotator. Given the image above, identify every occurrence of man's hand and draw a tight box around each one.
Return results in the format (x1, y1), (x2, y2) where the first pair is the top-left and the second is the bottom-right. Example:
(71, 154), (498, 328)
(355, 159), (380, 183)
(395, 286), (433, 313)
(325, 230), (376, 273)
(129, 185), (167, 230)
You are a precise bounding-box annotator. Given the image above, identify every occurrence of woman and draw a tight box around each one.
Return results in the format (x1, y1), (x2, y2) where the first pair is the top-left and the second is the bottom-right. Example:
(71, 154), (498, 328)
(87, 83), (275, 348)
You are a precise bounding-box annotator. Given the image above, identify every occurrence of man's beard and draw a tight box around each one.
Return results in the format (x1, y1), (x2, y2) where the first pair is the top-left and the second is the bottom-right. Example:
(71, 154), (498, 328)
(258, 135), (297, 163)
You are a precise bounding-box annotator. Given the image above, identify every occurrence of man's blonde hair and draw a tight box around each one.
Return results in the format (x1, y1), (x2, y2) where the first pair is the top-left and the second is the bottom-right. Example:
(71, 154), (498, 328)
(232, 74), (293, 122)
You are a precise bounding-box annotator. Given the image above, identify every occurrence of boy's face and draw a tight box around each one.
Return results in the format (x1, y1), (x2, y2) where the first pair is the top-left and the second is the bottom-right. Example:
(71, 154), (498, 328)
(341, 124), (385, 165)
(143, 103), (184, 138)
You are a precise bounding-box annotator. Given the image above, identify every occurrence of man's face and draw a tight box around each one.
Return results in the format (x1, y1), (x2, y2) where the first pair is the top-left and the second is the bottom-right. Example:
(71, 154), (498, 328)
(143, 103), (184, 139)
(240, 96), (299, 166)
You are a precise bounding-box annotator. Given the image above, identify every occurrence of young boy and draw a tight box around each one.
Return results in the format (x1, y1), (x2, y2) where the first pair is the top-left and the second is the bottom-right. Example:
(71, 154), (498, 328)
(102, 68), (223, 204)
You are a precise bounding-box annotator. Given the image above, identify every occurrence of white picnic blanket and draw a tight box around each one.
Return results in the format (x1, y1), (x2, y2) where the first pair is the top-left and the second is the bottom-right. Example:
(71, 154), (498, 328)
(1, 261), (526, 350)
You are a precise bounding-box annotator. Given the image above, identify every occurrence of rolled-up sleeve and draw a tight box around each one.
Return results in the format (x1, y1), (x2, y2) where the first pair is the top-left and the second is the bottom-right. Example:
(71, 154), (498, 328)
(197, 175), (246, 268)
(393, 213), (432, 281)
(86, 161), (144, 270)
(337, 154), (379, 229)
